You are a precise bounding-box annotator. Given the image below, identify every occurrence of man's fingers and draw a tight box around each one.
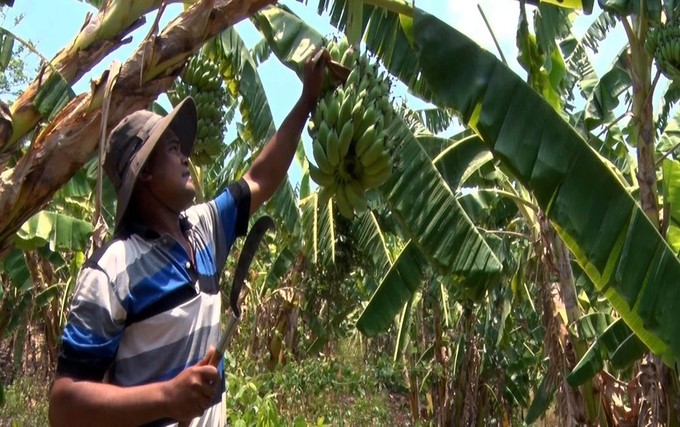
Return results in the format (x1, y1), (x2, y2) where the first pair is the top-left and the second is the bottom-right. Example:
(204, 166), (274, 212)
(197, 347), (215, 366)
(311, 47), (325, 64)
(309, 47), (330, 68)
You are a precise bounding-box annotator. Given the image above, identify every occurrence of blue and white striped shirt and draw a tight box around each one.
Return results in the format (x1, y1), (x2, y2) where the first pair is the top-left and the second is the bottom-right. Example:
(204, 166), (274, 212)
(57, 180), (250, 427)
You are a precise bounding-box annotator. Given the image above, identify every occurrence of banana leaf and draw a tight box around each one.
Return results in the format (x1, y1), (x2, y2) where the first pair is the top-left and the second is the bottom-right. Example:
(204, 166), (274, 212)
(567, 317), (646, 386)
(412, 8), (680, 362)
(534, 4), (572, 56)
(263, 246), (296, 294)
(256, 1), (435, 102)
(33, 70), (76, 121)
(0, 28), (13, 71)
(356, 241), (427, 336)
(351, 210), (392, 274)
(430, 134), (490, 191)
(600, 0), (662, 21)
(573, 312), (615, 340)
(525, 374), (556, 424)
(254, 4), (503, 294)
(541, 0), (595, 13)
(207, 28), (299, 232)
(584, 50), (630, 130)
(417, 108), (455, 135)
(1, 248), (31, 293)
(382, 116), (503, 292)
(656, 82), (679, 134)
(662, 159), (680, 254)
(300, 192), (336, 267)
(267, 181), (299, 235)
(393, 290), (419, 362)
(15, 210), (93, 252)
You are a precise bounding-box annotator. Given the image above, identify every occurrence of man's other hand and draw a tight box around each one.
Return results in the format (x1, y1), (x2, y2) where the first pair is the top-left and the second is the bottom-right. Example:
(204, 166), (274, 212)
(162, 347), (220, 422)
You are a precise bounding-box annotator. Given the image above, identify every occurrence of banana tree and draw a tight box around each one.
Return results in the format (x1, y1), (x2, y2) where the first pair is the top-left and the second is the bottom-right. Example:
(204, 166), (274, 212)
(0, 0), (278, 258)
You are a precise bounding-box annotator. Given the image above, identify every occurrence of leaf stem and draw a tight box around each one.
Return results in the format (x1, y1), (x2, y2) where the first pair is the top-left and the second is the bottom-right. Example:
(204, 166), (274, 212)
(477, 4), (507, 66)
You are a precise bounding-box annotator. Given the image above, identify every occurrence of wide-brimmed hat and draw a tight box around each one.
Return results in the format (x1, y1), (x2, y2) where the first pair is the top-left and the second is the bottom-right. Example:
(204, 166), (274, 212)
(104, 97), (197, 228)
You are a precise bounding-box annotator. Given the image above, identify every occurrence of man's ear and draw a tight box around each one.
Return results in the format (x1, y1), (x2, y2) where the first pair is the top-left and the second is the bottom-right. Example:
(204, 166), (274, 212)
(138, 166), (152, 183)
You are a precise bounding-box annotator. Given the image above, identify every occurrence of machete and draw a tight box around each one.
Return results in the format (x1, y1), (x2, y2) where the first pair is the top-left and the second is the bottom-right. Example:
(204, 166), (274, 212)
(209, 215), (275, 366)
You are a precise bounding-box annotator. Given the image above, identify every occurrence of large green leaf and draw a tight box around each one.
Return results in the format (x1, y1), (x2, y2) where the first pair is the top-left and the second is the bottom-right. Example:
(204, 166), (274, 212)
(252, 4), (324, 74)
(381, 116), (503, 295)
(207, 29), (299, 230)
(412, 8), (678, 362)
(0, 28), (13, 71)
(266, 181), (300, 235)
(662, 159), (680, 253)
(584, 50), (631, 130)
(430, 134), (491, 190)
(657, 82), (680, 134)
(15, 211), (93, 252)
(580, 11), (617, 53)
(416, 108), (455, 135)
(562, 14), (618, 101)
(1, 248), (31, 293)
(33, 69), (76, 121)
(599, 0), (662, 21)
(259, 1), (437, 105)
(361, 4), (433, 102)
(525, 374), (556, 424)
(255, 3), (503, 294)
(568, 317), (647, 386)
(356, 242), (427, 336)
(534, 4), (572, 56)
(351, 210), (392, 274)
(300, 192), (336, 267)
(263, 246), (296, 294)
(393, 289), (419, 362)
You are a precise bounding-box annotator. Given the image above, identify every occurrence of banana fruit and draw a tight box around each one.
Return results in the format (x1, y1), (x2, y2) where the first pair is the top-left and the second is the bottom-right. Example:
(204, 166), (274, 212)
(649, 25), (680, 82)
(307, 37), (397, 218)
(168, 54), (228, 166)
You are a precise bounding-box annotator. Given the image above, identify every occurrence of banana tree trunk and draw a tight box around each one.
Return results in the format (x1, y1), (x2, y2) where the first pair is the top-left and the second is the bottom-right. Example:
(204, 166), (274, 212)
(4, 0), (172, 150)
(0, 0), (276, 257)
(626, 23), (659, 227)
(625, 21), (672, 426)
(549, 219), (607, 426)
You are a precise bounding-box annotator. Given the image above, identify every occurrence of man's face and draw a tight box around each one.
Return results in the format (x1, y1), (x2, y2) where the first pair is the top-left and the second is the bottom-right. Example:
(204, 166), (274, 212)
(142, 130), (196, 211)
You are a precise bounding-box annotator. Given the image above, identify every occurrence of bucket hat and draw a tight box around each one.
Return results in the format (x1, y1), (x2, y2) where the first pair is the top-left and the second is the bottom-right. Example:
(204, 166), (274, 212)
(104, 97), (197, 228)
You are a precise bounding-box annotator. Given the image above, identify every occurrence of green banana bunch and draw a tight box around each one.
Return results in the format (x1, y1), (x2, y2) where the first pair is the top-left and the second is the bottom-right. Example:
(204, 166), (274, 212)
(652, 25), (680, 82)
(168, 54), (228, 165)
(307, 37), (397, 219)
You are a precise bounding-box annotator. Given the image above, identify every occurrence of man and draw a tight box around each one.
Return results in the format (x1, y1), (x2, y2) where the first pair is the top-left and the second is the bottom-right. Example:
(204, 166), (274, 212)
(48, 48), (329, 427)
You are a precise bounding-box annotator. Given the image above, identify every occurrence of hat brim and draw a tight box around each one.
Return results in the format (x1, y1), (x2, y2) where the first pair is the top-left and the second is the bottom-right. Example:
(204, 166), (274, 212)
(114, 97), (197, 228)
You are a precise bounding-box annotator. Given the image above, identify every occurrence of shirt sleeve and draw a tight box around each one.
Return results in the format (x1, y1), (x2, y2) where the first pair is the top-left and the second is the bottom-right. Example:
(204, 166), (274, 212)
(184, 179), (251, 272)
(56, 261), (127, 381)
(217, 179), (251, 239)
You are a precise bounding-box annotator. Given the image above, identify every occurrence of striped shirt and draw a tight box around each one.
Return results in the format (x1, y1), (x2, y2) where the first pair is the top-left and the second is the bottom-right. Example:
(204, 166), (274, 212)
(57, 180), (250, 427)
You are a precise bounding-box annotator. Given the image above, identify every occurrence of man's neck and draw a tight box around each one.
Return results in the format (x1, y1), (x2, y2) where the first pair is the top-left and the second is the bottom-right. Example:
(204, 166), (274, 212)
(137, 207), (184, 240)
(133, 189), (186, 242)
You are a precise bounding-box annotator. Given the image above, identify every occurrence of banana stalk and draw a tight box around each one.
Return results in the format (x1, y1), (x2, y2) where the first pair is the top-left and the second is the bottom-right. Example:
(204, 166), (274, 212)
(0, 0), (276, 257)
(5, 0), (179, 150)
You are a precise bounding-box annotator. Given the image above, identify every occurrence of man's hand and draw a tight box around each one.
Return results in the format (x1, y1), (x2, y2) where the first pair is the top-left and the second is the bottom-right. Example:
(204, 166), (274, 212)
(162, 347), (220, 422)
(300, 47), (331, 112)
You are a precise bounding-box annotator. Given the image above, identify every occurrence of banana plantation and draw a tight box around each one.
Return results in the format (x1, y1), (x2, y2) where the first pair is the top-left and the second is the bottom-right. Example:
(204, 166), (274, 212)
(1, 0), (680, 425)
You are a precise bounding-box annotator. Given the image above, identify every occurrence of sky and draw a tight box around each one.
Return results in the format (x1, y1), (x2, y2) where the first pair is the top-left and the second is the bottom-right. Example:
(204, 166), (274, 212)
(3, 0), (626, 122)
(1, 0), (639, 184)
